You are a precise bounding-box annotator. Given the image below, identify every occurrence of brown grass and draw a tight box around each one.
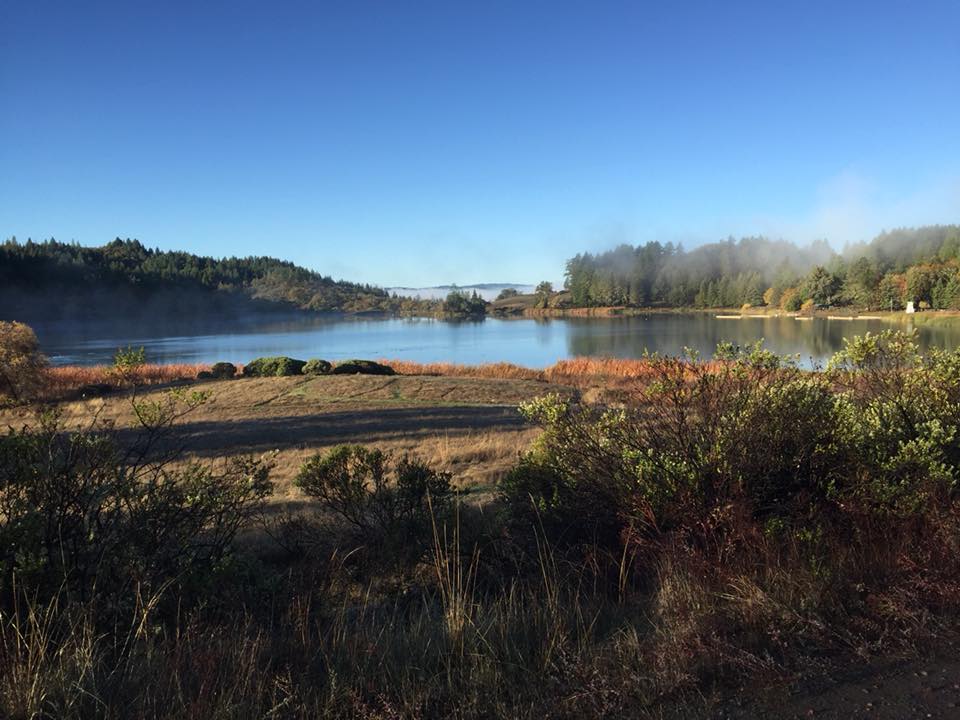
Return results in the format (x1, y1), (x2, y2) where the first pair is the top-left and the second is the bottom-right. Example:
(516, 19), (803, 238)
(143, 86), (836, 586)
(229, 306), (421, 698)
(383, 359), (544, 381)
(259, 427), (538, 500)
(41, 363), (210, 399)
(385, 356), (674, 383)
(385, 356), (729, 397)
(42, 356), (712, 397)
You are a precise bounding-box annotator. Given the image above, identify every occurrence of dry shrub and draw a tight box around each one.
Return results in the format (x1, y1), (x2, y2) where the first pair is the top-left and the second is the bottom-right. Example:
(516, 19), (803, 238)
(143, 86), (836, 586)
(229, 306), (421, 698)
(0, 321), (47, 404)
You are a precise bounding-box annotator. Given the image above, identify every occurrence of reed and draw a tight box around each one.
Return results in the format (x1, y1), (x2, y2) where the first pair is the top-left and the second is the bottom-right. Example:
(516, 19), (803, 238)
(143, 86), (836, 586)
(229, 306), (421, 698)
(41, 363), (210, 398)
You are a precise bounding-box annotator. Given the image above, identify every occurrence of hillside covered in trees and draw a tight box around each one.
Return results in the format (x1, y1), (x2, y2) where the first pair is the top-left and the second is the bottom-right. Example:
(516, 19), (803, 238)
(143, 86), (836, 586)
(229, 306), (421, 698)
(0, 237), (435, 322)
(564, 225), (960, 311)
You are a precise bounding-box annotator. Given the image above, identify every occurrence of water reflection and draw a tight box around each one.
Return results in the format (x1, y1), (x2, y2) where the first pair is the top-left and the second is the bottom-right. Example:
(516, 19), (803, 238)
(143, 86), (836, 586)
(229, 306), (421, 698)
(30, 314), (958, 369)
(565, 316), (932, 365)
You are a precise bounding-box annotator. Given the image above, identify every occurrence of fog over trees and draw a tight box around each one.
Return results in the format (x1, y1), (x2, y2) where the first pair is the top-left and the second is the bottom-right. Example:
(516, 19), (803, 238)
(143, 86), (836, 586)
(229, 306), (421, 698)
(563, 225), (960, 310)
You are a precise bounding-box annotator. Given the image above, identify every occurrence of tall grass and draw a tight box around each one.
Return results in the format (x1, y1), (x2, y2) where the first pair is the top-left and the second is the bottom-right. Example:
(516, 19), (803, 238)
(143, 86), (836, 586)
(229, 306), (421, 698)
(384, 356), (729, 385)
(383, 359), (545, 381)
(6, 504), (933, 719)
(42, 356), (712, 396)
(41, 363), (210, 398)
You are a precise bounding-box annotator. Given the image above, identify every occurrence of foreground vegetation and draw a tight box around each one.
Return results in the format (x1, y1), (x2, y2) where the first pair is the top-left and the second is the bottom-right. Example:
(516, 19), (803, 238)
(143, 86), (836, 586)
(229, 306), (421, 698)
(1, 325), (959, 718)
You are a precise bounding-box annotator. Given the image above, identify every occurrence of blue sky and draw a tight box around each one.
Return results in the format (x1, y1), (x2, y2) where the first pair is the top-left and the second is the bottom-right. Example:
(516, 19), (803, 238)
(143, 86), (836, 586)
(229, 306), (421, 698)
(2, 1), (958, 286)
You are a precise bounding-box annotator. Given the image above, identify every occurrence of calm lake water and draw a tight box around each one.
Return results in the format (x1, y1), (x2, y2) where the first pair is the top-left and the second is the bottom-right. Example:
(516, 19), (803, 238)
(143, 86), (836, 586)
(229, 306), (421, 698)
(32, 314), (960, 369)
(36, 313), (960, 367)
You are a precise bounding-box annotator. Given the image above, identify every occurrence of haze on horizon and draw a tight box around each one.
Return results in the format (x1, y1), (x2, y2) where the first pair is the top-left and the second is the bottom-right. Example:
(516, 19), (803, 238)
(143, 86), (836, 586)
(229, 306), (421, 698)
(1, 1), (958, 288)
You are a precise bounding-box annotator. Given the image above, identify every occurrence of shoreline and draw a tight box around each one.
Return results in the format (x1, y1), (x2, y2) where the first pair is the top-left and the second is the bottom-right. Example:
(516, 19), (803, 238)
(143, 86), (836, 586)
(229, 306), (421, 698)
(505, 305), (960, 323)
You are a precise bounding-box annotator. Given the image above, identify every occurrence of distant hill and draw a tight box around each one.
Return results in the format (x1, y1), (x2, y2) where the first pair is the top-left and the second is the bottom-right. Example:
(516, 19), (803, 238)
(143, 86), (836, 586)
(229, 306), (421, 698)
(0, 237), (437, 324)
(387, 284), (535, 302)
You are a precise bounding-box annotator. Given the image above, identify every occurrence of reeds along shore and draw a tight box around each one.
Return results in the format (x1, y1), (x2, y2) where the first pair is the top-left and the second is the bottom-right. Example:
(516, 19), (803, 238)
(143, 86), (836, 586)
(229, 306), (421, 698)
(39, 356), (722, 399)
(41, 363), (210, 397)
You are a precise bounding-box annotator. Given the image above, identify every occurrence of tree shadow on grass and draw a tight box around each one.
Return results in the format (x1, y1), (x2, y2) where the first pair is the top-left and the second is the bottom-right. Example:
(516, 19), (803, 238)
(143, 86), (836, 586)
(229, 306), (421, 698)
(113, 404), (530, 459)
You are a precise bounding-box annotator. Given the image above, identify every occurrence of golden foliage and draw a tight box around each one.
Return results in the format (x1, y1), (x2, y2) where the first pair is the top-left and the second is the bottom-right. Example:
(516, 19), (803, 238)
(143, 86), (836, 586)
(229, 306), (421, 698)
(0, 321), (47, 403)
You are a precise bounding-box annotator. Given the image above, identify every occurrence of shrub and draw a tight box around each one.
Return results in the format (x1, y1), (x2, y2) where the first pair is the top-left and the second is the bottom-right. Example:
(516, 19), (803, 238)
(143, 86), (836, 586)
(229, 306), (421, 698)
(331, 359), (395, 376)
(242, 356), (307, 377)
(828, 330), (960, 514)
(197, 370), (214, 379)
(503, 334), (960, 557)
(0, 394), (273, 616)
(0, 321), (47, 404)
(294, 445), (451, 568)
(210, 361), (237, 379)
(112, 345), (146, 384)
(500, 393), (637, 551)
(302, 358), (333, 375)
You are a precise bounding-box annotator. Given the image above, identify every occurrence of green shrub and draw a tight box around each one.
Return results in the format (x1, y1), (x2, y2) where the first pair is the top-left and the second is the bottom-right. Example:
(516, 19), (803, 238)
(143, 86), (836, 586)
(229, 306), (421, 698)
(828, 330), (960, 514)
(331, 359), (395, 376)
(294, 445), (451, 568)
(302, 358), (333, 375)
(210, 361), (237, 379)
(502, 333), (960, 555)
(112, 345), (146, 383)
(242, 356), (307, 377)
(0, 396), (273, 616)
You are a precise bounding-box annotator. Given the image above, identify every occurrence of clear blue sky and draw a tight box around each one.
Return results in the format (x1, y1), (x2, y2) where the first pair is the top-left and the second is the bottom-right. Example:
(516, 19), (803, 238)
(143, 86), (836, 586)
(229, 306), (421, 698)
(2, 1), (958, 287)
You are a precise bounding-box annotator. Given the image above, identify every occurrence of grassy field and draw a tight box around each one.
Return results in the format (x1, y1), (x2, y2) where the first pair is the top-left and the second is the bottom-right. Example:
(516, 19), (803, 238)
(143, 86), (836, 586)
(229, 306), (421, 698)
(1, 372), (569, 499)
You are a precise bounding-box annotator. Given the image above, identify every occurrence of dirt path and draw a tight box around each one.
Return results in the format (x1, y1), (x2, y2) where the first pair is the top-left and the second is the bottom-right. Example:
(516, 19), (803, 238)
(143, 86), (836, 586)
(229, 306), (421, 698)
(698, 650), (960, 719)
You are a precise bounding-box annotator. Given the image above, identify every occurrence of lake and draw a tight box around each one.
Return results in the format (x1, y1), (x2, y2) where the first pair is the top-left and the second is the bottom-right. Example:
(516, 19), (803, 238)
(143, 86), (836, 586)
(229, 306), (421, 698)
(30, 313), (960, 369)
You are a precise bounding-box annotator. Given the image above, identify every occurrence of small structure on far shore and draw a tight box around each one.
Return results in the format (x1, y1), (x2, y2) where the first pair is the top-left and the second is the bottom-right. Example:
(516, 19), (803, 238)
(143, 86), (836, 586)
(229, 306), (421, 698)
(906, 301), (916, 314)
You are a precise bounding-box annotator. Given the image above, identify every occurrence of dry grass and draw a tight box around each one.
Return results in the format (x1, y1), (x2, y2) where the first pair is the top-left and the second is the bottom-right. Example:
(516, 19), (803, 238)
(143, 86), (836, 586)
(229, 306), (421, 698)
(42, 363), (210, 399)
(257, 427), (537, 501)
(40, 356), (714, 399)
(2, 373), (548, 503)
(384, 359), (545, 381)
(386, 356), (727, 386)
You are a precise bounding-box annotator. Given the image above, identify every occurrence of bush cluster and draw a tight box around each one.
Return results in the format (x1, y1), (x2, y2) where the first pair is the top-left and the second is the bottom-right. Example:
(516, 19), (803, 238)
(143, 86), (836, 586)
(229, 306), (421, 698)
(330, 359), (395, 375)
(302, 358), (333, 375)
(0, 391), (272, 620)
(504, 331), (960, 580)
(242, 356), (307, 377)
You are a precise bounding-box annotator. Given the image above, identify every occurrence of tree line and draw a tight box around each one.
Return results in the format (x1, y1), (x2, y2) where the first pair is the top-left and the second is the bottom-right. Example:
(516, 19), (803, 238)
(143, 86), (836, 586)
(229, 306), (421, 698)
(563, 225), (960, 311)
(0, 237), (436, 314)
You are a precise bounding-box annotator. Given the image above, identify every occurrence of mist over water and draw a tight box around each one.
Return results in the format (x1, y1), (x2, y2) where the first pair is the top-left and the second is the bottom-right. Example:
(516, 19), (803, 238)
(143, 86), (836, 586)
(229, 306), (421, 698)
(31, 315), (959, 369)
